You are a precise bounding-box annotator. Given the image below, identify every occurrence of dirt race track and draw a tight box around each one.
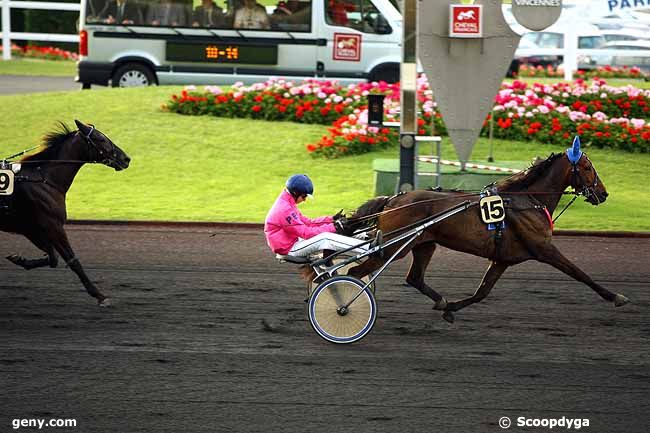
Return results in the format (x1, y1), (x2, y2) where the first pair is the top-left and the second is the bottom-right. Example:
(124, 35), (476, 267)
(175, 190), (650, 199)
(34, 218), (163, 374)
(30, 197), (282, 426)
(1, 225), (649, 433)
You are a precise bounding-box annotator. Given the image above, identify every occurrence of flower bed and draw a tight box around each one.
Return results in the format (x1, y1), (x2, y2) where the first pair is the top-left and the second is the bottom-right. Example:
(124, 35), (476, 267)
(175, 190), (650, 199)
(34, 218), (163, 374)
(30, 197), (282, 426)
(0, 44), (78, 61)
(166, 76), (650, 157)
(517, 63), (645, 80)
(491, 79), (650, 152)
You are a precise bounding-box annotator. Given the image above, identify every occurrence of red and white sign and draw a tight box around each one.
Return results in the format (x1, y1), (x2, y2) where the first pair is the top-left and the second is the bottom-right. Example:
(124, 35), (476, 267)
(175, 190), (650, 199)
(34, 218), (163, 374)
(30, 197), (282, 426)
(333, 33), (361, 61)
(449, 4), (483, 38)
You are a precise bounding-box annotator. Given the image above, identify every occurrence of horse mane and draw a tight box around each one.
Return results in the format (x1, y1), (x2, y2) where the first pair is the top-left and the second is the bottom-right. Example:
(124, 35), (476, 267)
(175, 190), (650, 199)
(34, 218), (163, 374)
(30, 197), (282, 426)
(346, 195), (392, 231)
(496, 152), (564, 191)
(21, 122), (76, 162)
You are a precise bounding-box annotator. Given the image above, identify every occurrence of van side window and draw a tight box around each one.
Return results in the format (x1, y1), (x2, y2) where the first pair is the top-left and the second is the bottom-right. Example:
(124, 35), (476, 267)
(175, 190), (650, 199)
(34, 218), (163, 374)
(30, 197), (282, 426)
(325, 0), (391, 34)
(91, 0), (145, 25)
(191, 0), (227, 28)
(270, 0), (312, 32)
(146, 0), (191, 27)
(85, 0), (312, 30)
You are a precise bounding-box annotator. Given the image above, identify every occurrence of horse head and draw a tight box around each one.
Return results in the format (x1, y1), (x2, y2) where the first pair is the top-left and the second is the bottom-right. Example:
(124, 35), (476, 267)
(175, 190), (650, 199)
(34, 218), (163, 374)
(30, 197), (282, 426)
(566, 136), (608, 205)
(74, 120), (131, 171)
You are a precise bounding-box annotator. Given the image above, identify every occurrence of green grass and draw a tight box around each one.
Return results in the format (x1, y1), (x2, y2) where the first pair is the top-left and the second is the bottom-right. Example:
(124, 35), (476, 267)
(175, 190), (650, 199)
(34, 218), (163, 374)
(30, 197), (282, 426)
(1, 86), (649, 231)
(0, 58), (77, 77)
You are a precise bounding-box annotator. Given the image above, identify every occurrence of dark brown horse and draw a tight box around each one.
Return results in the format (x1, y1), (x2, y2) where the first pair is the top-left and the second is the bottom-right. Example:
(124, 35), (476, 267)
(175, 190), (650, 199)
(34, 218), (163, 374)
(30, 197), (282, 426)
(1, 120), (130, 306)
(341, 143), (629, 323)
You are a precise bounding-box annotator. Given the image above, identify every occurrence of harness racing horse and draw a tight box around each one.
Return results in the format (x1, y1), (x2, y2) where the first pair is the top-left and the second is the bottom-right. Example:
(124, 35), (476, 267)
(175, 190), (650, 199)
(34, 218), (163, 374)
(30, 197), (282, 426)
(340, 139), (630, 323)
(0, 120), (130, 306)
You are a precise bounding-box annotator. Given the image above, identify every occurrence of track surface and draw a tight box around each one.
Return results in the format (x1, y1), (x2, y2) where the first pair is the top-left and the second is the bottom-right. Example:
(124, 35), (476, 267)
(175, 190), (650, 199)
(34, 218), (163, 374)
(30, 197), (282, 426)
(1, 225), (649, 433)
(0, 76), (80, 95)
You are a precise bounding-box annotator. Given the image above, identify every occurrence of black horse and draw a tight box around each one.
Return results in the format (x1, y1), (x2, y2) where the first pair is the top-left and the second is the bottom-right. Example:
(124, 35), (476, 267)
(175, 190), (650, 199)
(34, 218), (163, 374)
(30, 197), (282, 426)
(1, 120), (130, 306)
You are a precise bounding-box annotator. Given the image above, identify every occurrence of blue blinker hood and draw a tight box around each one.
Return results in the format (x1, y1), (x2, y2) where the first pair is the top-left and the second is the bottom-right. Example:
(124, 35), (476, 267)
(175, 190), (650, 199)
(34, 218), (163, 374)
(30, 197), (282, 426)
(567, 136), (583, 164)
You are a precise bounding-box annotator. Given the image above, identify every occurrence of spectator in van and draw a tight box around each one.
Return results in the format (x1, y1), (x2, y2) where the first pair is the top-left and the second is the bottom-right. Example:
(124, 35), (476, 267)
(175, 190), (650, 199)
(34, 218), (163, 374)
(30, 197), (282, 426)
(86, 0), (106, 21)
(192, 0), (225, 27)
(326, 0), (355, 27)
(147, 0), (188, 26)
(272, 1), (292, 17)
(270, 1), (292, 27)
(100, 0), (144, 25)
(286, 0), (310, 26)
(233, 0), (270, 29)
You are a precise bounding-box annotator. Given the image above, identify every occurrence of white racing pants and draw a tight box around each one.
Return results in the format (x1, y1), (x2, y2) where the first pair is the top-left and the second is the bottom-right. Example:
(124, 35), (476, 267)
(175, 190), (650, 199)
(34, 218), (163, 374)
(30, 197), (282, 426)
(288, 232), (369, 258)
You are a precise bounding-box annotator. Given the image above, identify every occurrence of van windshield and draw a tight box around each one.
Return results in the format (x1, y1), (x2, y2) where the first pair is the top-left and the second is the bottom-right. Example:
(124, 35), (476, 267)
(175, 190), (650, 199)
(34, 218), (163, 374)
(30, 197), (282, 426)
(325, 0), (392, 34)
(85, 0), (313, 32)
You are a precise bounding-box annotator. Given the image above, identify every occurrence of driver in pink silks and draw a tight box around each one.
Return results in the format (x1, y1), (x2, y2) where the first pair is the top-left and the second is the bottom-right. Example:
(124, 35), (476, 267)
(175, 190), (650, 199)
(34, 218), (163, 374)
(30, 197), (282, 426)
(264, 174), (371, 258)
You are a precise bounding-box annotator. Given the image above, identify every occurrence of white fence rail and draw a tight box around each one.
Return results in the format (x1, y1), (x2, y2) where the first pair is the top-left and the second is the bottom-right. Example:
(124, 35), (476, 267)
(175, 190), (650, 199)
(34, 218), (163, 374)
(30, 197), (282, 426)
(1, 0), (80, 60)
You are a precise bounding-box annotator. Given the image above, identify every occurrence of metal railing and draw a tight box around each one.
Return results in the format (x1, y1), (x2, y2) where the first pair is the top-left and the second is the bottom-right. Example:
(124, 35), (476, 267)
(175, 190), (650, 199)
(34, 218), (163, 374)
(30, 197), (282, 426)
(516, 26), (650, 80)
(1, 0), (80, 60)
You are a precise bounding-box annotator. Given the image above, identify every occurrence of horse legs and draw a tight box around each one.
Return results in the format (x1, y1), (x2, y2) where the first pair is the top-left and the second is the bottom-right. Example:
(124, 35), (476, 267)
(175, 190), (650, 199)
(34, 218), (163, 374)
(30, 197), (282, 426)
(536, 243), (629, 307)
(49, 226), (109, 306)
(6, 232), (58, 270)
(405, 242), (448, 310)
(443, 261), (508, 323)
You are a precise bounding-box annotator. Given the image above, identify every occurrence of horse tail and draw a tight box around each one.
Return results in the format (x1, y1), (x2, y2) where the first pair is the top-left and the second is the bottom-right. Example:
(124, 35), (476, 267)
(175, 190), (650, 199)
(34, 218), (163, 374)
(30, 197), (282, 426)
(299, 265), (316, 284)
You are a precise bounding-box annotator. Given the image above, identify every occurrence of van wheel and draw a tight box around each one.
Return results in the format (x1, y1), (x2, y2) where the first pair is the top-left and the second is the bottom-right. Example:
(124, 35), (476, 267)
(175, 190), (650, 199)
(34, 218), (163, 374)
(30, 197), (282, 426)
(369, 65), (399, 83)
(112, 63), (155, 88)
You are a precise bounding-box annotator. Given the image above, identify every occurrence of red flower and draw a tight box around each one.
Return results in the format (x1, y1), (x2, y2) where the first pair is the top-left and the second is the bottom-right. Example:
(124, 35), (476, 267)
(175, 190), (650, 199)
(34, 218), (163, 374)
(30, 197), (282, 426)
(252, 105), (262, 112)
(306, 144), (317, 152)
(254, 95), (264, 102)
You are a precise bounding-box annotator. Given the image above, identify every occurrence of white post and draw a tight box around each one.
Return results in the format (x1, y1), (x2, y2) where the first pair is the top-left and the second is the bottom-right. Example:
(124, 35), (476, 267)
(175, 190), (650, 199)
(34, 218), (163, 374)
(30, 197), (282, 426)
(563, 26), (577, 82)
(2, 0), (11, 60)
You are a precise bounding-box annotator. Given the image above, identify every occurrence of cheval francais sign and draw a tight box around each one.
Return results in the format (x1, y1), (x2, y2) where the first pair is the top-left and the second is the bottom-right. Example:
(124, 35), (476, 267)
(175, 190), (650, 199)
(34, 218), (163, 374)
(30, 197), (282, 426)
(333, 33), (361, 61)
(449, 4), (483, 38)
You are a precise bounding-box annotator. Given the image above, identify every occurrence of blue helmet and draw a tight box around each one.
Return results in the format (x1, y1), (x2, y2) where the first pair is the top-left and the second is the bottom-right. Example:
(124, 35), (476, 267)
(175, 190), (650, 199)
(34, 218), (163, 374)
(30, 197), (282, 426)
(286, 174), (314, 196)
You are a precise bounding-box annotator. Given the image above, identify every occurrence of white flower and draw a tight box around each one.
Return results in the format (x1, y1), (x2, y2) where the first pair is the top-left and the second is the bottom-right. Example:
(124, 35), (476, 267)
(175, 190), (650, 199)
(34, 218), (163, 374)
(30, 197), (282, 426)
(631, 118), (646, 129)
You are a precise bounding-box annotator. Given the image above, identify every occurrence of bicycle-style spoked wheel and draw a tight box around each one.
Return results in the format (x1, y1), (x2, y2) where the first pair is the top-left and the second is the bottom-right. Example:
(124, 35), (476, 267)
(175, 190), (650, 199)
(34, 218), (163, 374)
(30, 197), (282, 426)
(308, 276), (377, 344)
(308, 258), (375, 297)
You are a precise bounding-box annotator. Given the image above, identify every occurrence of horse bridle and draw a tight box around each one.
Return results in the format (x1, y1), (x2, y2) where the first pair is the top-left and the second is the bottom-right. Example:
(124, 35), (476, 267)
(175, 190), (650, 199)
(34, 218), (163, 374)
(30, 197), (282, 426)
(569, 153), (602, 203)
(79, 125), (121, 166)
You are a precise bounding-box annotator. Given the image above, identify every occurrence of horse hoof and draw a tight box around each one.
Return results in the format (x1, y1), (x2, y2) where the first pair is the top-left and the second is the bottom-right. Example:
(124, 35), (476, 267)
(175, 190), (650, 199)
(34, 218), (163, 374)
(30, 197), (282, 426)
(614, 294), (630, 307)
(442, 311), (455, 324)
(433, 297), (448, 311)
(98, 298), (112, 308)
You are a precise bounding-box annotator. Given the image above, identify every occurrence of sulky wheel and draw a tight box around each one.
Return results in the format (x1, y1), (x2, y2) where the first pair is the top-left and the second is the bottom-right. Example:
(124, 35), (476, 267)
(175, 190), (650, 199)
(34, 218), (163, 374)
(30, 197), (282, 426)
(308, 257), (375, 296)
(308, 276), (377, 344)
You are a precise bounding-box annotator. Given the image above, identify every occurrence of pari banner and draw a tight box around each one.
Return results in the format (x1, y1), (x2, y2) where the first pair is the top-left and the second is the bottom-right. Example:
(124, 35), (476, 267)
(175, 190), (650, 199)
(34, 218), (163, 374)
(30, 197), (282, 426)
(553, 0), (650, 17)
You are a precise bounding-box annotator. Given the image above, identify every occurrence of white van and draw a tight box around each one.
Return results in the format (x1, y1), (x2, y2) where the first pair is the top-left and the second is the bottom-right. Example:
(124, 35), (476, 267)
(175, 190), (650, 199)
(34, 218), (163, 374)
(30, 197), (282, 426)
(76, 0), (402, 88)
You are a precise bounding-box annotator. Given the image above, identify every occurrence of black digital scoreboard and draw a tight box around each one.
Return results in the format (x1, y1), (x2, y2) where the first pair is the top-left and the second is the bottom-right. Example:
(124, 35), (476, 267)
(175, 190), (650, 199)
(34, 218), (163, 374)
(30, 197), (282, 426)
(166, 41), (278, 65)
